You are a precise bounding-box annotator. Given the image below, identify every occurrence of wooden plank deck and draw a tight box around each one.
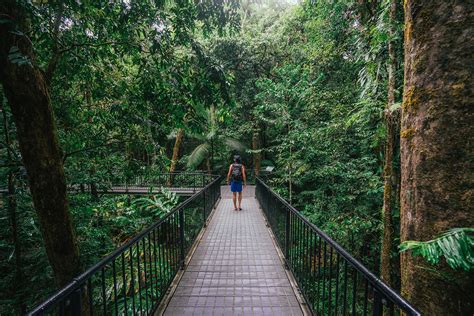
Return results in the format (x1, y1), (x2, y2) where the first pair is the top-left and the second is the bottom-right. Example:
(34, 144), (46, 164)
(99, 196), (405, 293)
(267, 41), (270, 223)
(163, 186), (304, 315)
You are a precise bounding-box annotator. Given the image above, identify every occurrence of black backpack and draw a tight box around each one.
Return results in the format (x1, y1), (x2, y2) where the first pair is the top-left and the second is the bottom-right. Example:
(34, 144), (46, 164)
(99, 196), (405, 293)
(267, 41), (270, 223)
(231, 163), (243, 181)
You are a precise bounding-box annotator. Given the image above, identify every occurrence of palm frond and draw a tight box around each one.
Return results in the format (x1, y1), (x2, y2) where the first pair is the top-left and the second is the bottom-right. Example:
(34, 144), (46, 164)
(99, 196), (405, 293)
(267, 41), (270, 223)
(399, 228), (474, 271)
(224, 138), (247, 152)
(206, 129), (217, 141)
(186, 143), (211, 169)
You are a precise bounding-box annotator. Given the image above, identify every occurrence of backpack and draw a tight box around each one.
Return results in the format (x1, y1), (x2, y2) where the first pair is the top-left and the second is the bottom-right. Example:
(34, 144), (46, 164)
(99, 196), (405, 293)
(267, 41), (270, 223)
(231, 163), (243, 182)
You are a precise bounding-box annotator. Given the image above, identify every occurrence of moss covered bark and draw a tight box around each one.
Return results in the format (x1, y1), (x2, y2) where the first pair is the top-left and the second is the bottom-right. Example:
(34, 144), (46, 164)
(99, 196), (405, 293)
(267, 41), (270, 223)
(381, 0), (399, 288)
(252, 128), (262, 176)
(0, 1), (81, 287)
(168, 128), (184, 186)
(400, 1), (474, 314)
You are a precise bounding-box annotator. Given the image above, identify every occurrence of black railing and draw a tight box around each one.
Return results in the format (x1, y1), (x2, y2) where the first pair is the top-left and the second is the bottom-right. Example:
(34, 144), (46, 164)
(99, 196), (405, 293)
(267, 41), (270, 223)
(29, 175), (222, 315)
(121, 172), (215, 188)
(69, 172), (215, 194)
(256, 178), (420, 316)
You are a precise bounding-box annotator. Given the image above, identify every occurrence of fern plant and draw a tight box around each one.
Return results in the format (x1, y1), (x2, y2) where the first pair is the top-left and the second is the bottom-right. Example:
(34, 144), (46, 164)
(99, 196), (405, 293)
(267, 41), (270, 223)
(399, 228), (474, 271)
(132, 187), (179, 218)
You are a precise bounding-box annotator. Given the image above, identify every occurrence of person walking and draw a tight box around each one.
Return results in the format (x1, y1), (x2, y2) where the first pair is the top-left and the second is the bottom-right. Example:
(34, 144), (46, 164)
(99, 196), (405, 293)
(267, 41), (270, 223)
(227, 155), (247, 211)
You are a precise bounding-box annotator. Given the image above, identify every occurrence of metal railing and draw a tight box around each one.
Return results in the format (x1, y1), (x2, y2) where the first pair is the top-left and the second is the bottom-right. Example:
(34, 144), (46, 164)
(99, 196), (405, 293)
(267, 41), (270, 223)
(29, 175), (223, 315)
(69, 172), (215, 194)
(121, 172), (215, 188)
(256, 178), (420, 316)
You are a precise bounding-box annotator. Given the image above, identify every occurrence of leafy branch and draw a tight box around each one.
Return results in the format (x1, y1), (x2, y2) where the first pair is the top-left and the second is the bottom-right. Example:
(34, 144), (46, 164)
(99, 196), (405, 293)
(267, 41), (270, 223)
(399, 228), (474, 271)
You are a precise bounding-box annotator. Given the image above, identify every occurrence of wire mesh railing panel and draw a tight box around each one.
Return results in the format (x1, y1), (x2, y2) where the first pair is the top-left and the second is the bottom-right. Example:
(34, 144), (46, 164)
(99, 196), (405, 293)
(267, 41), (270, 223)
(29, 175), (222, 315)
(256, 178), (420, 316)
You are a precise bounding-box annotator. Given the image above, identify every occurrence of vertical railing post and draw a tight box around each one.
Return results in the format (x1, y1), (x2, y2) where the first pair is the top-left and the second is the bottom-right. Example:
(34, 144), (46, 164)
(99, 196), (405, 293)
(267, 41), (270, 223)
(203, 188), (207, 227)
(69, 288), (82, 316)
(214, 180), (217, 207)
(285, 208), (291, 261)
(372, 289), (383, 316)
(211, 179), (214, 208)
(179, 208), (185, 269)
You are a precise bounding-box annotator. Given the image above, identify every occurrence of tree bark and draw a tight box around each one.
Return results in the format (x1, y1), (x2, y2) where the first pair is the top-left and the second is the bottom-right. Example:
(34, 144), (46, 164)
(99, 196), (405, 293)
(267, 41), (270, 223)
(380, 0), (398, 288)
(206, 156), (212, 174)
(400, 1), (474, 314)
(252, 128), (261, 176)
(168, 128), (184, 186)
(0, 2), (81, 287)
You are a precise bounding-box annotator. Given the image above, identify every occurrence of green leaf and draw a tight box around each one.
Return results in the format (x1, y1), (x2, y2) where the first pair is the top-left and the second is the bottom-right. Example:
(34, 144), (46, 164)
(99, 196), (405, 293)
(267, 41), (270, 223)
(224, 138), (247, 151)
(187, 143), (211, 169)
(400, 228), (474, 271)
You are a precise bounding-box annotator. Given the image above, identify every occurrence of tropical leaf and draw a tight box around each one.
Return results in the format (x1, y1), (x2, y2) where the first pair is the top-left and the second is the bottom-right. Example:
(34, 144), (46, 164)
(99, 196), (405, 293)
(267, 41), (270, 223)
(206, 128), (217, 141)
(224, 137), (247, 151)
(399, 228), (474, 271)
(187, 143), (211, 169)
(132, 189), (178, 216)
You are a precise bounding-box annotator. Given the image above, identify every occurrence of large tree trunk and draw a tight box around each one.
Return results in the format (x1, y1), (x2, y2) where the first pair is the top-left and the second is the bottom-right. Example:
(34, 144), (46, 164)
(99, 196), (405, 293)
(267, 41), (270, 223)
(400, 1), (474, 314)
(0, 2), (81, 287)
(380, 0), (398, 288)
(205, 157), (212, 174)
(252, 128), (261, 177)
(167, 128), (184, 186)
(381, 116), (396, 286)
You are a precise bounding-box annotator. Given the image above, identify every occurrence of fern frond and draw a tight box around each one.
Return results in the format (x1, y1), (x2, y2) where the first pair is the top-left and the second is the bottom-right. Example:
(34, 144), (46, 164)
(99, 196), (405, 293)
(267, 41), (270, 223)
(399, 228), (474, 271)
(131, 189), (178, 216)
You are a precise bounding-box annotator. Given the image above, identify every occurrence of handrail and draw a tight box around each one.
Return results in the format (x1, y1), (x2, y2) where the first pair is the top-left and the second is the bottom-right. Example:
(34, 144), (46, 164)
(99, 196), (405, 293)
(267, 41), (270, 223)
(29, 174), (223, 315)
(256, 177), (420, 316)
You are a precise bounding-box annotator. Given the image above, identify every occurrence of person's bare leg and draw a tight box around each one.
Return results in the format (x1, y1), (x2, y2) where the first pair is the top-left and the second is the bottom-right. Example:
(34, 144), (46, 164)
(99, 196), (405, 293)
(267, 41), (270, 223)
(238, 192), (243, 210)
(233, 192), (237, 210)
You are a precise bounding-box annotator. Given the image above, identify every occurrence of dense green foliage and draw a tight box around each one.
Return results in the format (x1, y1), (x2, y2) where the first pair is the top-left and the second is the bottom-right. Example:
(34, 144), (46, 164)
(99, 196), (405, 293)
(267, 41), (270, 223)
(1, 0), (472, 314)
(213, 0), (404, 269)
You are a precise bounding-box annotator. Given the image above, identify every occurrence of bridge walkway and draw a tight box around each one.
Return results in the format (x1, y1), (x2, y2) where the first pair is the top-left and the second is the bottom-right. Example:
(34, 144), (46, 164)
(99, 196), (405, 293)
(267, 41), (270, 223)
(163, 186), (305, 315)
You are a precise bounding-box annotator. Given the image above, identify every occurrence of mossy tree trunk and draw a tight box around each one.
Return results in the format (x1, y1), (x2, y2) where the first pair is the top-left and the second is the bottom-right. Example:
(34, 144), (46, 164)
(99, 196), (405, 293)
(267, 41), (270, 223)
(206, 157), (212, 174)
(252, 127), (261, 177)
(400, 1), (474, 314)
(380, 0), (399, 288)
(168, 128), (184, 186)
(0, 2), (81, 287)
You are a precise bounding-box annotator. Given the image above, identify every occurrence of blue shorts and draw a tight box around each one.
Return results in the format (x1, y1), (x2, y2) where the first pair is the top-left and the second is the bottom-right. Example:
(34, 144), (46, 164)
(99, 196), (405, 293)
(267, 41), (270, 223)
(230, 181), (243, 193)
